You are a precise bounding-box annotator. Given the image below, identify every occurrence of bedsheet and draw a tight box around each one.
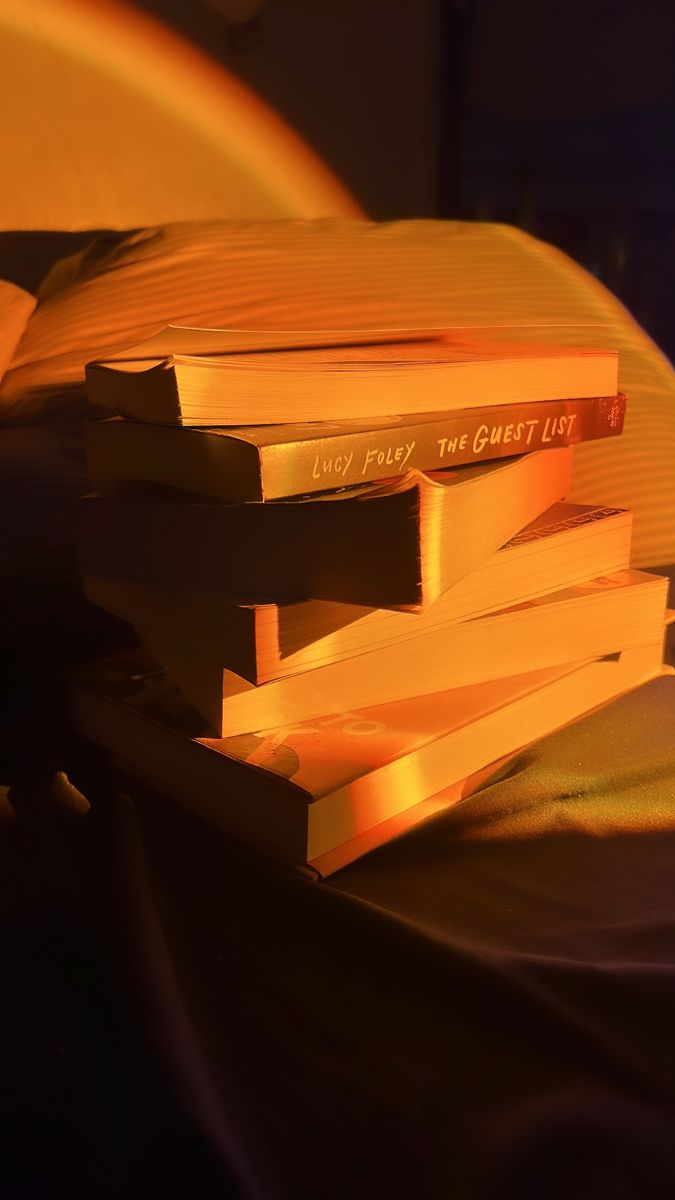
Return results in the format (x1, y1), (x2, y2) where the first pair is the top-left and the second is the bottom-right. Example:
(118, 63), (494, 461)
(3, 665), (675, 1198)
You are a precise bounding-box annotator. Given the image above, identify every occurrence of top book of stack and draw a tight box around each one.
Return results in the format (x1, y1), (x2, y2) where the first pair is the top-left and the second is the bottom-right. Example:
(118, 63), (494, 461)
(85, 326), (619, 426)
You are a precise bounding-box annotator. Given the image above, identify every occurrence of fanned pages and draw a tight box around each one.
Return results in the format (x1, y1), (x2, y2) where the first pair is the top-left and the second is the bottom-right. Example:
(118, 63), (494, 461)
(136, 571), (669, 735)
(85, 333), (619, 426)
(84, 503), (634, 684)
(78, 448), (573, 609)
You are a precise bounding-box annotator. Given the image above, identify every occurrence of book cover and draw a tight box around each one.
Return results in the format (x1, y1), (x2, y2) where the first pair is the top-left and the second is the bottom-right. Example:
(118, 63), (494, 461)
(86, 393), (626, 501)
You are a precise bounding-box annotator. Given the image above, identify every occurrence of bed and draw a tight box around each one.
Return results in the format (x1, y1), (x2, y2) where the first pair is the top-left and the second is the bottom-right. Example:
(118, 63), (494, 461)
(2, 2), (675, 1196)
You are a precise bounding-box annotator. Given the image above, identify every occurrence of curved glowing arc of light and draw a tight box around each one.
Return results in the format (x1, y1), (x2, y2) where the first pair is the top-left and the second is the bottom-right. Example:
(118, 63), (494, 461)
(2, 0), (363, 219)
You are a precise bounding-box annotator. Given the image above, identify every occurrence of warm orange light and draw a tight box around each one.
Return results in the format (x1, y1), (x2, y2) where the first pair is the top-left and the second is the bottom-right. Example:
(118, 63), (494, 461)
(0, 0), (362, 229)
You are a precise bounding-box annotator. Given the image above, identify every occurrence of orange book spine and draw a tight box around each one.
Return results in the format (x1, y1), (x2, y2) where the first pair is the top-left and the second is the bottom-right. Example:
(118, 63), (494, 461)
(261, 394), (625, 497)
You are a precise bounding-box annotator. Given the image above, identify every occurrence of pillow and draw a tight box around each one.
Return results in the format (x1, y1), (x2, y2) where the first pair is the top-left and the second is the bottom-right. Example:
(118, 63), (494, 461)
(0, 279), (35, 382)
(1, 217), (674, 567)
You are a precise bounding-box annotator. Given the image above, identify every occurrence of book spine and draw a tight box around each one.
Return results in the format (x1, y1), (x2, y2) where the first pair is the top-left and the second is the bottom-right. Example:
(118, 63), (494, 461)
(261, 394), (626, 498)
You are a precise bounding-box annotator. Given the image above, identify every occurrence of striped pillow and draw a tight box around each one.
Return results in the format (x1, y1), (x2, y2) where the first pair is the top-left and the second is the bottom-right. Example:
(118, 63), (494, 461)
(1, 217), (673, 566)
(0, 280), (35, 381)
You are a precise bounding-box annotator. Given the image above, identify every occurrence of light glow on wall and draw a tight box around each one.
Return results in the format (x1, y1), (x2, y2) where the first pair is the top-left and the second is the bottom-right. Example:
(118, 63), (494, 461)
(0, 0), (362, 229)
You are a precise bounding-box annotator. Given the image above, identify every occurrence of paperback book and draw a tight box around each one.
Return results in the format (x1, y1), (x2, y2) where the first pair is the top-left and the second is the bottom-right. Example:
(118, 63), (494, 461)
(85, 327), (619, 426)
(84, 503), (634, 684)
(135, 571), (670, 736)
(78, 448), (573, 609)
(70, 639), (668, 872)
(86, 393), (626, 502)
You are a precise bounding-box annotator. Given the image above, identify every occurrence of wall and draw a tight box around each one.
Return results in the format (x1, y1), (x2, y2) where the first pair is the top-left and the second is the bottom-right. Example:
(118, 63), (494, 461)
(136, 0), (443, 219)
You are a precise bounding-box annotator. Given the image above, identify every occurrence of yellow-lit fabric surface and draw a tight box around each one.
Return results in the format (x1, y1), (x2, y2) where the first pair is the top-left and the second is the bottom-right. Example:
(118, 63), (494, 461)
(2, 218), (673, 567)
(44, 670), (674, 1198)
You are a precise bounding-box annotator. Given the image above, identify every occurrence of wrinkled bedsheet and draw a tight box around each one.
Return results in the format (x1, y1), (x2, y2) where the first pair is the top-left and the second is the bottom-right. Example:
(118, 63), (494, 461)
(4, 666), (675, 1198)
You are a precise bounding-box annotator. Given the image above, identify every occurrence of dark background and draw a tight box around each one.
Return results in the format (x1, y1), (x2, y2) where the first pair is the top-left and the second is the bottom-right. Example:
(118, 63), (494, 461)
(132, 0), (675, 361)
(1, 6), (674, 1194)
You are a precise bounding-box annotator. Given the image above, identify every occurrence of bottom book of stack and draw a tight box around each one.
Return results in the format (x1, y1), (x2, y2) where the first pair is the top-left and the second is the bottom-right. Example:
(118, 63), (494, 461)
(70, 634), (669, 876)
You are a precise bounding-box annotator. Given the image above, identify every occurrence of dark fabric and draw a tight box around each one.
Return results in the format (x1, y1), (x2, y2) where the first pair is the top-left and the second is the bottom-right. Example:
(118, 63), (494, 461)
(118, 675), (675, 1200)
(3, 642), (675, 1196)
(9, 672), (667, 1200)
(0, 784), (233, 1199)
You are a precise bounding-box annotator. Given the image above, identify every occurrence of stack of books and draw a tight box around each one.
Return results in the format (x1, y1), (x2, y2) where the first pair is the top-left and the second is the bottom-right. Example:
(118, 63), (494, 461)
(70, 326), (671, 875)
